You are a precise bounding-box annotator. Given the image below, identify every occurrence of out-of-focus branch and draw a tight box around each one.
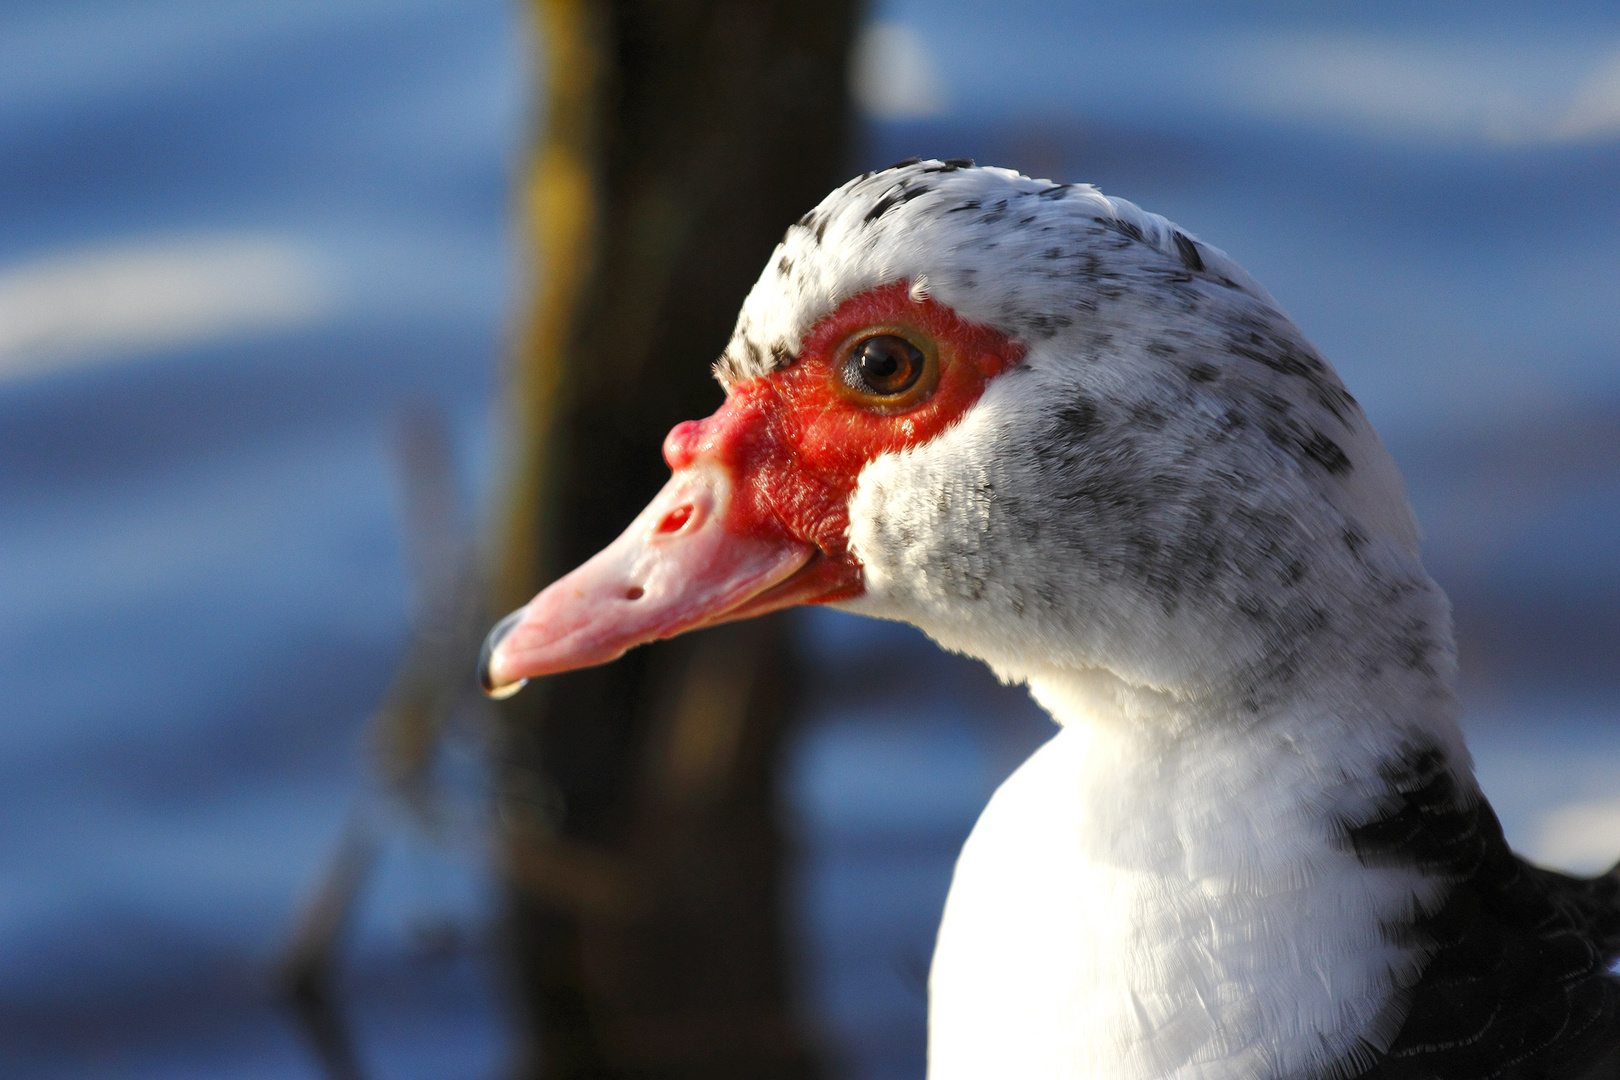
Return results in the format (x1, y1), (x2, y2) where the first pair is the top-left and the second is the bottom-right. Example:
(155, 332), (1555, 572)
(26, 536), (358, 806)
(277, 826), (375, 1080)
(278, 405), (494, 1080)
(373, 407), (489, 820)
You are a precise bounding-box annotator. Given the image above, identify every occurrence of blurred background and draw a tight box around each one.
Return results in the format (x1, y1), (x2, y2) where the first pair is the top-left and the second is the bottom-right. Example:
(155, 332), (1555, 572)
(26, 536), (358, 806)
(1, 2), (1616, 1078)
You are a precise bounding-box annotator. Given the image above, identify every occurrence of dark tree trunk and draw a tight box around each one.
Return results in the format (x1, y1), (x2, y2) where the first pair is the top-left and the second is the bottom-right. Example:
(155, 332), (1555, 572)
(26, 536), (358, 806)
(492, 3), (860, 1077)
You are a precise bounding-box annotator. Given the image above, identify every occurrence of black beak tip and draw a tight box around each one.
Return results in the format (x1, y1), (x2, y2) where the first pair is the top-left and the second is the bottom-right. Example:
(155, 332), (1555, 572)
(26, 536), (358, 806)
(478, 607), (529, 700)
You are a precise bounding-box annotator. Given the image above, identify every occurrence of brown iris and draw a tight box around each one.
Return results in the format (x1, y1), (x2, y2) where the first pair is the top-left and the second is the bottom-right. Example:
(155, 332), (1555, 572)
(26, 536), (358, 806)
(849, 334), (923, 394)
(838, 331), (938, 412)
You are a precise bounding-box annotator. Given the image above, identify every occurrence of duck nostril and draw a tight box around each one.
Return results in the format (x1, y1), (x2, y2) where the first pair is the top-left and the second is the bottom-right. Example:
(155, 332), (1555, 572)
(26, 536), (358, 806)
(656, 505), (693, 533)
(625, 586), (645, 601)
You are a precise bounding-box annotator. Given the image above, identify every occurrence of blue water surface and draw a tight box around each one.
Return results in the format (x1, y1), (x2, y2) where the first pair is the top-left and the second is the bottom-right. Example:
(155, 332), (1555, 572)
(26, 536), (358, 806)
(2, 4), (1617, 1080)
(0, 3), (521, 1076)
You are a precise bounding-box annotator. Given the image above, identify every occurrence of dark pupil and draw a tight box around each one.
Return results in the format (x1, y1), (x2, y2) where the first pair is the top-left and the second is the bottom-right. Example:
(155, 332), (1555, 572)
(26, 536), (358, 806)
(854, 335), (923, 395)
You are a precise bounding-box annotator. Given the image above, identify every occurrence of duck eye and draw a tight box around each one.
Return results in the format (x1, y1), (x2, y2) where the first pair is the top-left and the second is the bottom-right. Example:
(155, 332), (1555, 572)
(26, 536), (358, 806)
(847, 334), (925, 396)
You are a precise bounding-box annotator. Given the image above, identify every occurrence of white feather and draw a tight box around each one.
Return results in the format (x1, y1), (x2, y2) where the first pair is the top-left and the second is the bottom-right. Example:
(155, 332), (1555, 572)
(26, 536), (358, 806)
(727, 161), (1476, 1079)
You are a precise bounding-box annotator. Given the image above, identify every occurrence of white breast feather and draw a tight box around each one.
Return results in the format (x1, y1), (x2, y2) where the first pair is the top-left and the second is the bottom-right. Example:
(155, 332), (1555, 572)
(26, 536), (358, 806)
(928, 693), (1452, 1080)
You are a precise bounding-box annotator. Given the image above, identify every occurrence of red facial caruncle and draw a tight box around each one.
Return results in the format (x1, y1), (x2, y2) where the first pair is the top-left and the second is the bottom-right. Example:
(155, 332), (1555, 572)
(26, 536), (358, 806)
(479, 280), (1024, 697)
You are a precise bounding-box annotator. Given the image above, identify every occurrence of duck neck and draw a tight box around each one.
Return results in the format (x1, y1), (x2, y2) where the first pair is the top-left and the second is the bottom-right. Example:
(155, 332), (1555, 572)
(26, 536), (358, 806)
(1021, 655), (1470, 836)
(1020, 541), (1471, 790)
(925, 661), (1470, 1080)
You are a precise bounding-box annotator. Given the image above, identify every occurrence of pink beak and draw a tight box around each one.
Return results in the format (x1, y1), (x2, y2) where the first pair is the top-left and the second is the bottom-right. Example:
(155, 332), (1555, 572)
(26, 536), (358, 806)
(479, 461), (817, 699)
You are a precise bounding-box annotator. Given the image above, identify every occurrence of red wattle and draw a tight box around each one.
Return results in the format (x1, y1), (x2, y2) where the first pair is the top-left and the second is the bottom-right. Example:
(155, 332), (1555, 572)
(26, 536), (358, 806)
(675, 281), (1024, 594)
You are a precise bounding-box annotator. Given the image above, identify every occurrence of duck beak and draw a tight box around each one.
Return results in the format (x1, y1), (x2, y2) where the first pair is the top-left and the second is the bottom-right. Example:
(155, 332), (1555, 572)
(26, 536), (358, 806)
(479, 461), (820, 699)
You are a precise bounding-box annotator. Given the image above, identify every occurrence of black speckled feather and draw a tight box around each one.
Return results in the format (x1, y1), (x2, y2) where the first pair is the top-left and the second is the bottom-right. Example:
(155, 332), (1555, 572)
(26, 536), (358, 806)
(1347, 747), (1620, 1080)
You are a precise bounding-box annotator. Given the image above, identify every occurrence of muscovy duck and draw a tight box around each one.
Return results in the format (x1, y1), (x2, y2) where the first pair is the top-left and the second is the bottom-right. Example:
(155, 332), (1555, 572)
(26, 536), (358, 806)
(481, 161), (1620, 1080)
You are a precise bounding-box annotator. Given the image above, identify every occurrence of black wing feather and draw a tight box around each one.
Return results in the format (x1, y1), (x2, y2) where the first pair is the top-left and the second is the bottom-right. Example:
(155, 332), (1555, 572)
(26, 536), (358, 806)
(1345, 745), (1620, 1080)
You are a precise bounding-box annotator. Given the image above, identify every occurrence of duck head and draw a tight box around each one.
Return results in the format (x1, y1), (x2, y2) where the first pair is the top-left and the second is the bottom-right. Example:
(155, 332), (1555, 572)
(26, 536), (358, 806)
(482, 160), (1447, 717)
